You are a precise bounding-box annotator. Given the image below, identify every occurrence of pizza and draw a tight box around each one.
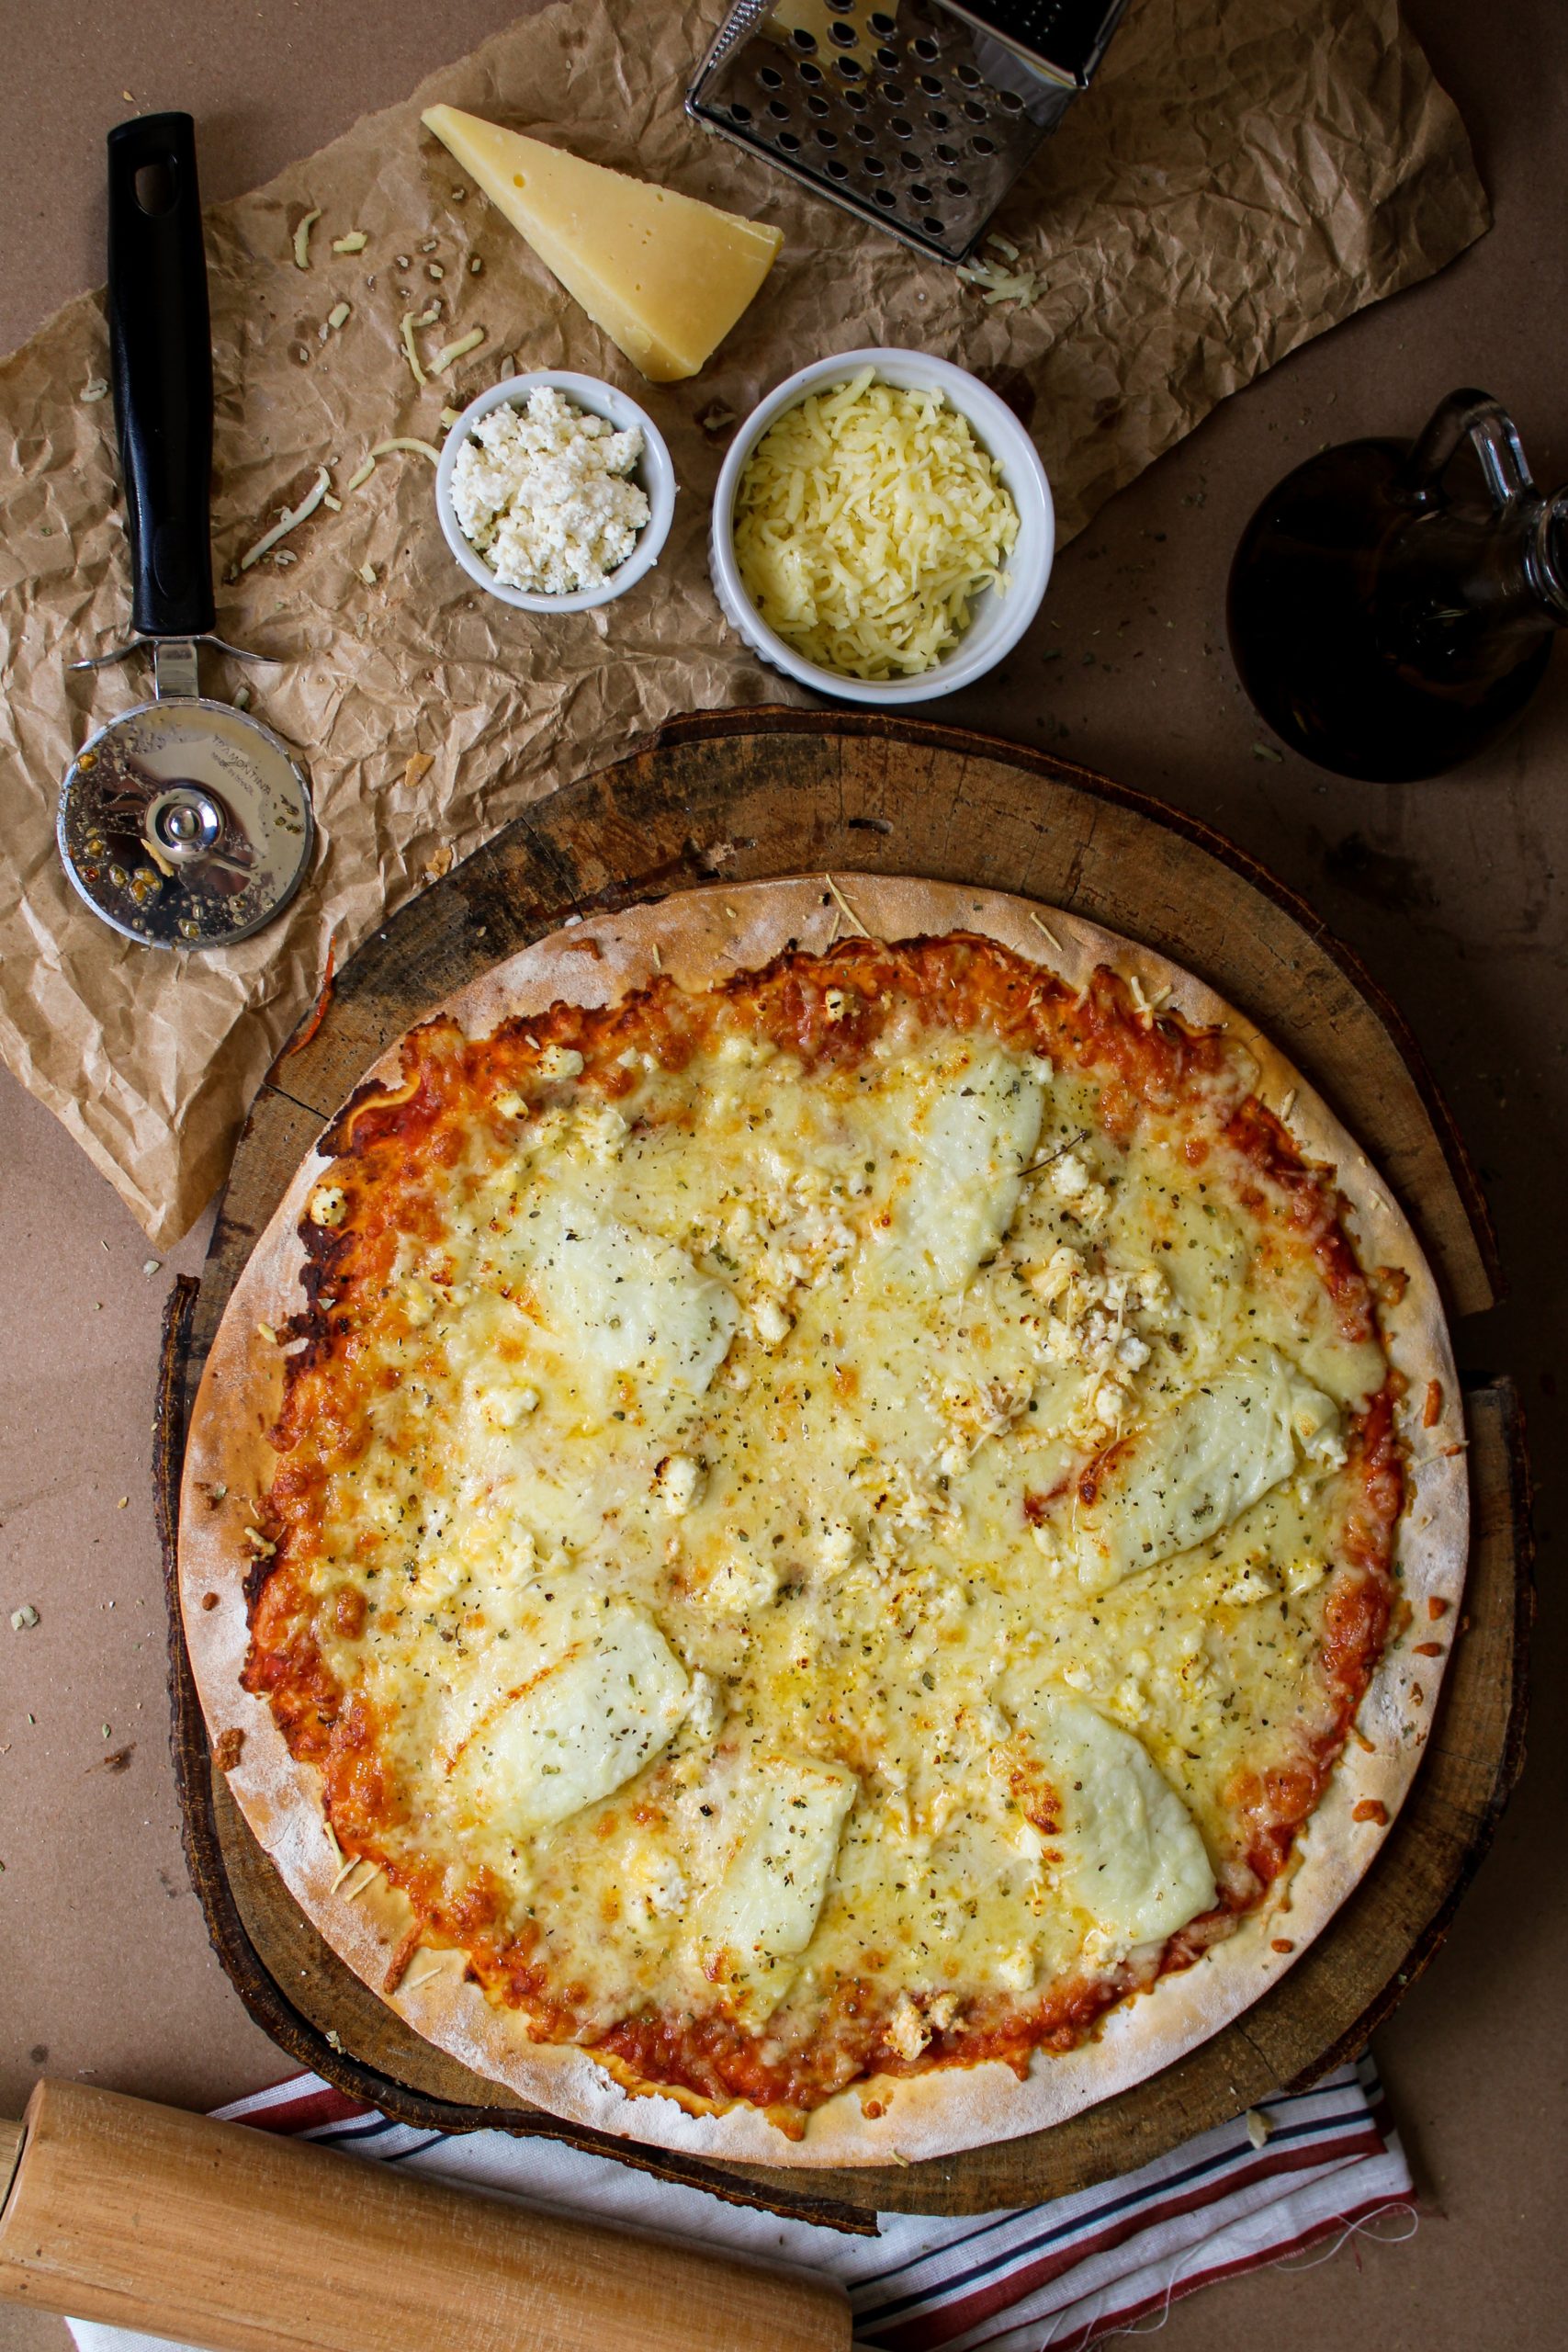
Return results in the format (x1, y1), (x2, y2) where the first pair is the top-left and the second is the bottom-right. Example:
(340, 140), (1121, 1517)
(180, 876), (1466, 2166)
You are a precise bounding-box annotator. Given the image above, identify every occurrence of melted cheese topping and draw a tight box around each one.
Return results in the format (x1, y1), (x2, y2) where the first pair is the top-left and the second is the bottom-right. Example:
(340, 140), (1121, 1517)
(251, 950), (1396, 2116)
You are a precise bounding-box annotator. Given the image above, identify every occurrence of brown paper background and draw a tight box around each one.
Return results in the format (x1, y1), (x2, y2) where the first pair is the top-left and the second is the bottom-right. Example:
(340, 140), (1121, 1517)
(0, 0), (1487, 1246)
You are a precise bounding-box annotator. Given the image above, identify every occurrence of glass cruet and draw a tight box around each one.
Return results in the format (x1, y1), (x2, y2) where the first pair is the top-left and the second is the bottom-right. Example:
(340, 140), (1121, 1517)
(1227, 388), (1568, 782)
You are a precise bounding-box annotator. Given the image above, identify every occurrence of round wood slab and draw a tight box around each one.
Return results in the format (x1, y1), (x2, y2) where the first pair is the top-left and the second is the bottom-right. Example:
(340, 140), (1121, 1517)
(160, 708), (1528, 2223)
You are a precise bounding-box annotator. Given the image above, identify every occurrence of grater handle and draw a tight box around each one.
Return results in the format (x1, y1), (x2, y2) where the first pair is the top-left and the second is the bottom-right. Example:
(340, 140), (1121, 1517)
(106, 112), (215, 639)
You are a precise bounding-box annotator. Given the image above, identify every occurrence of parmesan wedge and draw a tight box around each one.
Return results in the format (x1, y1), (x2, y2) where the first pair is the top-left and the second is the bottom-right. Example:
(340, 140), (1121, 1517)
(421, 105), (782, 383)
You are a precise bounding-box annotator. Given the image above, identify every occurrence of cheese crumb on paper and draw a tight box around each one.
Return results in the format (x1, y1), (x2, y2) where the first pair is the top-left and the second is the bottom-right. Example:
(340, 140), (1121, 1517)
(292, 209), (321, 270)
(239, 466), (332, 571)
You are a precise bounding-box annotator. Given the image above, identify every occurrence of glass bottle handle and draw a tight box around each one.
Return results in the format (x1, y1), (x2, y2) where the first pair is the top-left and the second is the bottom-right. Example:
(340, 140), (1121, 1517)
(1401, 388), (1537, 514)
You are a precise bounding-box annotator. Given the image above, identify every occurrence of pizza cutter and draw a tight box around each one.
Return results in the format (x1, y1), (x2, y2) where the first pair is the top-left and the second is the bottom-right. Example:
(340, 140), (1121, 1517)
(58, 112), (313, 949)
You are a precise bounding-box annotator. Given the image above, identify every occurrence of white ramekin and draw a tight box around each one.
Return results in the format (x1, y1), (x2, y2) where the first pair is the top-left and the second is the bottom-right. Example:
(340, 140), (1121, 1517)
(710, 347), (1055, 706)
(436, 370), (677, 616)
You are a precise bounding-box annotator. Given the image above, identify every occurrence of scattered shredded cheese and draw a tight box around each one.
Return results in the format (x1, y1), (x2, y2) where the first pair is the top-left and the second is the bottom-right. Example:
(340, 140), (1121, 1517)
(327, 301), (351, 331)
(734, 368), (1020, 679)
(401, 1951), (451, 1993)
(400, 304), (440, 388)
(432, 326), (485, 374)
(826, 873), (872, 936)
(80, 377), (109, 403)
(1028, 911), (1065, 956)
(358, 560), (378, 585)
(331, 230), (367, 254)
(239, 465), (333, 571)
(370, 437), (442, 464)
(958, 252), (1042, 308)
(292, 209), (321, 270)
(321, 491), (342, 512)
(345, 456), (378, 492)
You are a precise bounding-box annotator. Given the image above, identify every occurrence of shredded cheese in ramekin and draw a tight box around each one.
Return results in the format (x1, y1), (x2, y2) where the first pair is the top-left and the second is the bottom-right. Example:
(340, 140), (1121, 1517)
(733, 368), (1020, 679)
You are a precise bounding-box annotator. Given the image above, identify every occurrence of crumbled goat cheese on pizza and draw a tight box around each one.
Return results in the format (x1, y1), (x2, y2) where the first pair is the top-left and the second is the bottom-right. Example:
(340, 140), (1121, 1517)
(252, 944), (1404, 2118)
(451, 388), (649, 595)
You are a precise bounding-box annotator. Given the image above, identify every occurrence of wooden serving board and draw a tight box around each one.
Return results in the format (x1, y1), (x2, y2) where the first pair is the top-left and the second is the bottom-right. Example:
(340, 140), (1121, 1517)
(158, 709), (1529, 2225)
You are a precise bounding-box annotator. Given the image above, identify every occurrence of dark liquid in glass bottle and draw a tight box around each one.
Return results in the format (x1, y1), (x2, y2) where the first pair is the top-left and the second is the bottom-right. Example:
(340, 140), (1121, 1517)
(1228, 390), (1568, 783)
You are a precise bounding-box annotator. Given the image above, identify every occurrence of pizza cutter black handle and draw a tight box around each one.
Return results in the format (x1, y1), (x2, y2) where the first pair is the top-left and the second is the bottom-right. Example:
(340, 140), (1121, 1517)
(107, 112), (215, 639)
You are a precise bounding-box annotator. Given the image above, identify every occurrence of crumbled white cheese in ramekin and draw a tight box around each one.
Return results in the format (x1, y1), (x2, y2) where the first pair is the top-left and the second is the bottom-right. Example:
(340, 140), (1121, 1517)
(452, 388), (650, 595)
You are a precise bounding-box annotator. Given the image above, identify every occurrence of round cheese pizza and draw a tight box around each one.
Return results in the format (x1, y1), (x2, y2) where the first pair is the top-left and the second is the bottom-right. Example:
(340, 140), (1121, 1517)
(181, 876), (1466, 2166)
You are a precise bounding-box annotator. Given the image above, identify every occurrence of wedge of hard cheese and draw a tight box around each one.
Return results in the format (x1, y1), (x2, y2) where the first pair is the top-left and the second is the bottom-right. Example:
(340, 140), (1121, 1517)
(422, 106), (784, 384)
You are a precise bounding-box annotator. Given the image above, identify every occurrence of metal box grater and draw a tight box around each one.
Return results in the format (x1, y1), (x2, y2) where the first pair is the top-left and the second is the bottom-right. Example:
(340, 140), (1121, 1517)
(686, 0), (1128, 264)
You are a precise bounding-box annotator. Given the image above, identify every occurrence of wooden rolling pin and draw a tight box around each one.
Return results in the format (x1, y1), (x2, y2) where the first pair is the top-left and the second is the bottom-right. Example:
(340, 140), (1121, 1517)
(0, 2080), (851, 2352)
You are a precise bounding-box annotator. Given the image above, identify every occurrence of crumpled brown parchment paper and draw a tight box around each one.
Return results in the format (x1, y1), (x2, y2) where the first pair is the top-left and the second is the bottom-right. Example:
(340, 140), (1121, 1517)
(0, 0), (1487, 1245)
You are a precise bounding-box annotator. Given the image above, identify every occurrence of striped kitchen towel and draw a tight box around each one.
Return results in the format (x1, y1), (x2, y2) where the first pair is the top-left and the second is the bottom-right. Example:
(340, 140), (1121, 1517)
(68, 2055), (1414, 2352)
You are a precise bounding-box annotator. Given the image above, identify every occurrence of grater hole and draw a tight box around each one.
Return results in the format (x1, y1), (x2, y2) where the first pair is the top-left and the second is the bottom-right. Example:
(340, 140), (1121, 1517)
(806, 94), (829, 117)
(814, 123), (837, 143)
(791, 28), (817, 51)
(909, 182), (932, 202)
(889, 116), (913, 137)
(826, 157), (849, 178)
(917, 74), (942, 95)
(728, 101), (753, 123)
(955, 62), (981, 86)
(963, 100), (987, 121)
(767, 99), (790, 119)
(875, 47), (898, 69)
(946, 175), (969, 195)
(898, 151), (923, 171)
(880, 80), (906, 101)
(829, 22), (857, 45)
(998, 88), (1022, 110)
(912, 37), (938, 59)
(779, 131), (802, 151)
(928, 108), (951, 127)
(972, 134), (997, 154)
(852, 120), (875, 142)
(934, 141), (958, 161)
(843, 86), (867, 108)
(923, 216), (945, 234)
(873, 187), (896, 209)
(863, 155), (886, 175)
(871, 9), (897, 29)
(798, 60), (822, 83)
(758, 64), (782, 87)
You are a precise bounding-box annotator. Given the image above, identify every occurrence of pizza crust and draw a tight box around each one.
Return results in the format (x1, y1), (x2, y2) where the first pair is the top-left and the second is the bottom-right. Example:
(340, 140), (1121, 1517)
(179, 875), (1468, 2167)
